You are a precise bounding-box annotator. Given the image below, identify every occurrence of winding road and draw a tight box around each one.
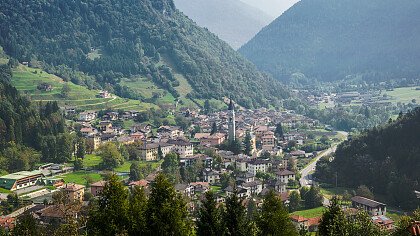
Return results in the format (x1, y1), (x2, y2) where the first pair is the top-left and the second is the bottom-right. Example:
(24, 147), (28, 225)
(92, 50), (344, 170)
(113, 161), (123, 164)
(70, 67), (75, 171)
(299, 131), (348, 206)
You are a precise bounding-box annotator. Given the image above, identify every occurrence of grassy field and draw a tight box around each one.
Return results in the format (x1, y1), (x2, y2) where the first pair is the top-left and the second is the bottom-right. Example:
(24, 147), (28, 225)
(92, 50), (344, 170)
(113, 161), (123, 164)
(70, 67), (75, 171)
(10, 65), (156, 111)
(384, 86), (420, 104)
(320, 186), (354, 199)
(59, 171), (103, 185)
(291, 207), (325, 218)
(114, 160), (163, 172)
(83, 154), (102, 168)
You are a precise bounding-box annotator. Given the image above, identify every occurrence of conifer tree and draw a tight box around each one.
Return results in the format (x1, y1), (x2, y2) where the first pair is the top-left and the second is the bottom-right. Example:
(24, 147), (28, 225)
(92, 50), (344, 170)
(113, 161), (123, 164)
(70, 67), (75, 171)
(87, 174), (129, 235)
(197, 191), (224, 236)
(318, 197), (348, 236)
(146, 173), (193, 235)
(223, 189), (250, 236)
(256, 190), (298, 236)
(244, 131), (252, 156)
(129, 186), (148, 235)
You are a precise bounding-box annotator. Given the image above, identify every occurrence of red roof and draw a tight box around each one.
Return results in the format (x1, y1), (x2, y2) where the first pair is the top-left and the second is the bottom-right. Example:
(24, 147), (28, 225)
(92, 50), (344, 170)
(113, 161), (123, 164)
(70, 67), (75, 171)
(129, 179), (149, 187)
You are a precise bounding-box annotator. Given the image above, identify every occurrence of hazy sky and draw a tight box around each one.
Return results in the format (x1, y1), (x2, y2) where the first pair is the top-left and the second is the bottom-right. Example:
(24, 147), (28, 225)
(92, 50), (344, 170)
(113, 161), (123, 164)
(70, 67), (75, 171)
(239, 0), (300, 18)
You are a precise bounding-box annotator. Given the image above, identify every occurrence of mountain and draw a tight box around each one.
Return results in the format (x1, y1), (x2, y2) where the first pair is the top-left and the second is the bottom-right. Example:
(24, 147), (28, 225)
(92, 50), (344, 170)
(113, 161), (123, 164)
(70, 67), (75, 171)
(239, 0), (299, 18)
(239, 0), (420, 82)
(0, 0), (289, 109)
(314, 108), (420, 210)
(173, 0), (272, 49)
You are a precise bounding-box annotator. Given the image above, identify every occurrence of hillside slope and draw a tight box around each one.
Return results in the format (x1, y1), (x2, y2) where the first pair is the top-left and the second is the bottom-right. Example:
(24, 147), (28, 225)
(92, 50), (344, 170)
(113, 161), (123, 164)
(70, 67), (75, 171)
(0, 0), (288, 108)
(239, 0), (420, 82)
(315, 108), (420, 210)
(173, 0), (272, 49)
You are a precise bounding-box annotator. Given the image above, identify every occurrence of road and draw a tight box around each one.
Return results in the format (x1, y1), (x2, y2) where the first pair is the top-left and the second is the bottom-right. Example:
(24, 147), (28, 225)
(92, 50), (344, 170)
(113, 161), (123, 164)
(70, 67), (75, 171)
(299, 131), (348, 206)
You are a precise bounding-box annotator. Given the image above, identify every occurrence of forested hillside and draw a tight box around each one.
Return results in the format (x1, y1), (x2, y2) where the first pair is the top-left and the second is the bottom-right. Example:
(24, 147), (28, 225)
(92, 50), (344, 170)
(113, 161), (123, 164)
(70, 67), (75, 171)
(315, 108), (420, 210)
(0, 0), (289, 108)
(173, 0), (272, 49)
(240, 0), (420, 83)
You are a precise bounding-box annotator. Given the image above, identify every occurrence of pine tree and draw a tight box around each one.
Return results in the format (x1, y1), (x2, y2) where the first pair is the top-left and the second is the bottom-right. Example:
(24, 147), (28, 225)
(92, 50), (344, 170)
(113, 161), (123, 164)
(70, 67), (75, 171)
(289, 191), (301, 212)
(87, 174), (129, 235)
(211, 122), (217, 135)
(347, 210), (384, 236)
(76, 138), (86, 159)
(197, 191), (224, 236)
(223, 189), (250, 236)
(256, 190), (298, 236)
(161, 152), (181, 183)
(244, 131), (252, 156)
(13, 214), (44, 236)
(318, 197), (348, 236)
(146, 173), (193, 235)
(275, 123), (284, 139)
(129, 186), (148, 235)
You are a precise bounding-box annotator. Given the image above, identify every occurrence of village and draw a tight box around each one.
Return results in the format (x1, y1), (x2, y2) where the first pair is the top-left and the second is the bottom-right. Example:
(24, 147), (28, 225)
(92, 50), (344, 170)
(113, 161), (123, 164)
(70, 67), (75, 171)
(0, 100), (397, 233)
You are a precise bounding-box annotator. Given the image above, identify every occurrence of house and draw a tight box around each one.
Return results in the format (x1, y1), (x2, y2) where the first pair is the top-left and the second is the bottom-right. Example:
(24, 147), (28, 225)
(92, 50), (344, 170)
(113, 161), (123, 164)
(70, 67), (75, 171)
(241, 181), (263, 195)
(290, 150), (306, 158)
(203, 169), (220, 184)
(78, 112), (96, 122)
(63, 183), (85, 202)
(290, 215), (320, 232)
(167, 139), (194, 158)
(0, 170), (44, 191)
(98, 121), (112, 131)
(80, 127), (96, 137)
(98, 90), (112, 98)
(37, 83), (53, 92)
(36, 205), (81, 225)
(139, 143), (160, 161)
(266, 179), (287, 193)
(261, 131), (276, 151)
(175, 184), (194, 197)
(199, 133), (226, 146)
(130, 132), (145, 141)
(371, 215), (394, 231)
(225, 186), (249, 198)
(190, 182), (210, 194)
(158, 126), (184, 139)
(0, 217), (15, 232)
(90, 181), (107, 197)
(236, 172), (255, 184)
(351, 196), (387, 216)
(254, 125), (269, 140)
(275, 169), (296, 184)
(129, 179), (150, 189)
(247, 159), (270, 175)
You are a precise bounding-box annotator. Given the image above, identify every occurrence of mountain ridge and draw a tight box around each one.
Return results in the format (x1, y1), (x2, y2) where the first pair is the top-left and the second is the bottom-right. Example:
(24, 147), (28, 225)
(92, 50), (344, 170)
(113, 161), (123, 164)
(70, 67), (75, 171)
(240, 0), (420, 83)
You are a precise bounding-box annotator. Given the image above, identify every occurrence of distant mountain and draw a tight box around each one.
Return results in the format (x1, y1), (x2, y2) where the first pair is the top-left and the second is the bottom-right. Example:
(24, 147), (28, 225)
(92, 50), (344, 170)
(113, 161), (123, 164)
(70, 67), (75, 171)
(173, 0), (272, 49)
(0, 0), (289, 109)
(239, 0), (420, 82)
(239, 0), (299, 18)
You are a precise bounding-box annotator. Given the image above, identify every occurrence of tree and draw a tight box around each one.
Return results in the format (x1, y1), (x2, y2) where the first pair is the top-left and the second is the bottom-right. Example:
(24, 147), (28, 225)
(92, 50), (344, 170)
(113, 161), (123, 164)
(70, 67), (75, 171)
(157, 145), (163, 160)
(256, 190), (298, 236)
(197, 191), (224, 236)
(347, 210), (383, 236)
(204, 99), (211, 114)
(146, 173), (193, 235)
(223, 189), (250, 236)
(129, 161), (143, 181)
(61, 83), (71, 98)
(76, 138), (86, 159)
(356, 185), (374, 199)
(128, 186), (148, 235)
(74, 158), (83, 171)
(13, 214), (43, 236)
(275, 123), (284, 139)
(244, 131), (252, 156)
(318, 197), (348, 236)
(211, 122), (217, 135)
(161, 152), (181, 183)
(87, 174), (129, 235)
(289, 191), (301, 212)
(98, 142), (124, 169)
(303, 185), (323, 209)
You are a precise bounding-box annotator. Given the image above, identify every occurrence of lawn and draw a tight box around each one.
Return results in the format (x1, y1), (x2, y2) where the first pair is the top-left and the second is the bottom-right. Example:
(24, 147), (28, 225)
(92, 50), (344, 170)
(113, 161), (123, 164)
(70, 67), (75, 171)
(59, 171), (102, 186)
(291, 207), (325, 218)
(0, 188), (11, 193)
(113, 160), (163, 173)
(83, 154), (102, 168)
(210, 185), (222, 192)
(384, 86), (420, 104)
(320, 186), (354, 199)
(11, 65), (155, 111)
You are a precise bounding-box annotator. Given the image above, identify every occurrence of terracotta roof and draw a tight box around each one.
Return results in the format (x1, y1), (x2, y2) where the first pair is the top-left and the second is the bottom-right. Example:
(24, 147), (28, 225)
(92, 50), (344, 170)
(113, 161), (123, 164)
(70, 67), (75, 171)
(129, 179), (149, 187)
(290, 215), (308, 223)
(90, 180), (107, 187)
(64, 183), (85, 192)
(276, 169), (295, 176)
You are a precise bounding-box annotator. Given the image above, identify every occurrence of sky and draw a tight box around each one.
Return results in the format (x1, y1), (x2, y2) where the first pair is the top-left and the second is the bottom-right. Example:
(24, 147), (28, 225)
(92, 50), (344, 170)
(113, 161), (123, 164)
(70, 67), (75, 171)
(239, 0), (300, 18)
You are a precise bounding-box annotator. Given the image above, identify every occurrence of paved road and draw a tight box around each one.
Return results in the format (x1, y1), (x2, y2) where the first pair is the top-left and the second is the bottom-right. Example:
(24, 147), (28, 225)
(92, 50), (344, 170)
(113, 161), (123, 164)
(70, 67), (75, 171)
(299, 131), (348, 206)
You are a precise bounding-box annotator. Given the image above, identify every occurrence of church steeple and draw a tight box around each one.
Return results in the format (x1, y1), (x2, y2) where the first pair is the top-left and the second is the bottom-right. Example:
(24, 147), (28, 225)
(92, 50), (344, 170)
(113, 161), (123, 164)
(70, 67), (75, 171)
(228, 99), (235, 111)
(228, 99), (236, 141)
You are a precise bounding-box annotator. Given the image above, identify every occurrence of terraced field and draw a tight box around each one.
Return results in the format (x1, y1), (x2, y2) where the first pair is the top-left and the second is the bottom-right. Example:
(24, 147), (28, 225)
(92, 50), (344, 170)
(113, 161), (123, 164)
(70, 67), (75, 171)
(11, 65), (157, 111)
